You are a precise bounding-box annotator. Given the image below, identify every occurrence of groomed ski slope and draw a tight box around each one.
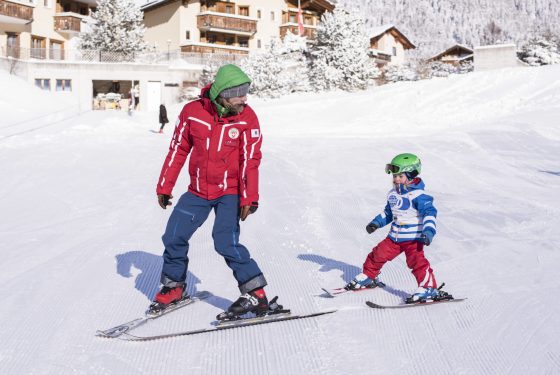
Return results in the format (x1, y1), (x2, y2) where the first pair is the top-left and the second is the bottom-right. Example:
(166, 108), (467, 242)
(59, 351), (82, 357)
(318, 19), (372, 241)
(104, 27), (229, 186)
(1, 65), (559, 374)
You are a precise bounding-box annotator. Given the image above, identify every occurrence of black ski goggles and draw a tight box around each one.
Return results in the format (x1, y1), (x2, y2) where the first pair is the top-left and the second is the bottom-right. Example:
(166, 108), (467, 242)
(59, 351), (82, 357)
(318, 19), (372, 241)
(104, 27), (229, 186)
(385, 164), (403, 174)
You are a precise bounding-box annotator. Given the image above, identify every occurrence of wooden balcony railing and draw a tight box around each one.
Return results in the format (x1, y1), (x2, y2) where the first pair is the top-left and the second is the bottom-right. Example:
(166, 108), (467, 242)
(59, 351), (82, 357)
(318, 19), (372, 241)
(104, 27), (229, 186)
(197, 13), (257, 34)
(54, 15), (82, 33)
(279, 25), (316, 39)
(0, 0), (33, 21)
(181, 44), (249, 55)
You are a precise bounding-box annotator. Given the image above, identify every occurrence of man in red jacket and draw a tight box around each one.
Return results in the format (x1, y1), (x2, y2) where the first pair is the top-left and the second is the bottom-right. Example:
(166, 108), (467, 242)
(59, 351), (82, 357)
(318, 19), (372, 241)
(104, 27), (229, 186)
(152, 65), (269, 319)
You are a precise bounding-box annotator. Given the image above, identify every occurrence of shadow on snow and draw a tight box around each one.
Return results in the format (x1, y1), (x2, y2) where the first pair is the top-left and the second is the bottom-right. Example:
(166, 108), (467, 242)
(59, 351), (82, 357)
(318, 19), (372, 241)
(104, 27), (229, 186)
(115, 250), (232, 310)
(297, 253), (409, 299)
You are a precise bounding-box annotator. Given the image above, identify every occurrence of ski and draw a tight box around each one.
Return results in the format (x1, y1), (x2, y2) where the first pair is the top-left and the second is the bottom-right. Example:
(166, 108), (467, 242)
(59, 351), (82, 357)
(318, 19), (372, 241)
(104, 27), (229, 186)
(120, 309), (337, 341)
(321, 281), (385, 298)
(96, 291), (211, 338)
(366, 298), (466, 309)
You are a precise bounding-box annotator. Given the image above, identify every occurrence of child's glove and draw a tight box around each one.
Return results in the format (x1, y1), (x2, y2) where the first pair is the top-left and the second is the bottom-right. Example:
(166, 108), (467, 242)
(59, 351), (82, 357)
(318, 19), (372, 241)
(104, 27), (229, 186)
(366, 223), (379, 234)
(421, 230), (434, 246)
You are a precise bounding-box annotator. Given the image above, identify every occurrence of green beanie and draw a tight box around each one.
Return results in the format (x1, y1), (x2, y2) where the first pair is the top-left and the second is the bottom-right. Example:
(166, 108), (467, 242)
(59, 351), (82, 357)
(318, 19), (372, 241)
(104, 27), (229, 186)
(209, 64), (251, 102)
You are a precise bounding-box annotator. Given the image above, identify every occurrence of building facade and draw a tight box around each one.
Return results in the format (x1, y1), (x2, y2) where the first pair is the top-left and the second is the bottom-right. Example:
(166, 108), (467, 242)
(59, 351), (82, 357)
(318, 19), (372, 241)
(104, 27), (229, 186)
(0, 0), (95, 60)
(368, 24), (415, 66)
(141, 0), (334, 55)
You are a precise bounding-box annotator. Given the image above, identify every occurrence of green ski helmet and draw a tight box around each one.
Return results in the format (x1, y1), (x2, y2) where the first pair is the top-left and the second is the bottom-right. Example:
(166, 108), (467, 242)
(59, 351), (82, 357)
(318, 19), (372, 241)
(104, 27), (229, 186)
(385, 153), (422, 178)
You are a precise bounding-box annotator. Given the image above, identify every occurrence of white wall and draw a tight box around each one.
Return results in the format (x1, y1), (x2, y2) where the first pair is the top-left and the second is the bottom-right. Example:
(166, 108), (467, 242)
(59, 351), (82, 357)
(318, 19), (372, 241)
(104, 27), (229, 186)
(474, 44), (526, 71)
(8, 59), (201, 111)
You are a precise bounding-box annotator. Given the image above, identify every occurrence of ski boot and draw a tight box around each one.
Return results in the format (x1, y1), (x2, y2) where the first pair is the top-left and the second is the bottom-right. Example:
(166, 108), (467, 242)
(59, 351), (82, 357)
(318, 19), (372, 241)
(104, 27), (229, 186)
(344, 273), (386, 291)
(148, 284), (186, 315)
(216, 288), (274, 321)
(405, 283), (454, 304)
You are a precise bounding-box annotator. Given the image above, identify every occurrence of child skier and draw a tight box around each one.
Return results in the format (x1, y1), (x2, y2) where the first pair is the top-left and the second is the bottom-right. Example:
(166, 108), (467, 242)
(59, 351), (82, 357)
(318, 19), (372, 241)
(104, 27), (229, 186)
(346, 153), (452, 303)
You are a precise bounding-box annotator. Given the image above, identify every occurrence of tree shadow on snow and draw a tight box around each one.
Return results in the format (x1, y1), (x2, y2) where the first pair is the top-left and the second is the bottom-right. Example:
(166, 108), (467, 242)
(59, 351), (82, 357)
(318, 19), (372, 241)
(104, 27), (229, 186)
(297, 253), (409, 299)
(115, 250), (233, 310)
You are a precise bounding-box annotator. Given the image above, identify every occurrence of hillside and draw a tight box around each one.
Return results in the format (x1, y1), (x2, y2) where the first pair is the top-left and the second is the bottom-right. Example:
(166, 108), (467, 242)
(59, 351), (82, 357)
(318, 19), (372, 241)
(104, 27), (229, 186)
(336, 0), (560, 55)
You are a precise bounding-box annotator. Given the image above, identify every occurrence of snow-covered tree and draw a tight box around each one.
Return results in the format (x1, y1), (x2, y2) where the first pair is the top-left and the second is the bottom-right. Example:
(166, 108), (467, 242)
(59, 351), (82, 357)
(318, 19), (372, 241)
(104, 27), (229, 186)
(79, 0), (146, 58)
(242, 35), (312, 98)
(199, 62), (220, 87)
(383, 64), (418, 83)
(337, 0), (560, 56)
(242, 39), (290, 98)
(309, 7), (380, 91)
(518, 35), (560, 66)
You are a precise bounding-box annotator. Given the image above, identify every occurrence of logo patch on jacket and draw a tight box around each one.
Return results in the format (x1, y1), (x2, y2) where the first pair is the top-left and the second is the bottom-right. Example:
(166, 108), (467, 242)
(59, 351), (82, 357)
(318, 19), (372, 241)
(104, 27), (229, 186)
(251, 129), (260, 138)
(228, 128), (239, 139)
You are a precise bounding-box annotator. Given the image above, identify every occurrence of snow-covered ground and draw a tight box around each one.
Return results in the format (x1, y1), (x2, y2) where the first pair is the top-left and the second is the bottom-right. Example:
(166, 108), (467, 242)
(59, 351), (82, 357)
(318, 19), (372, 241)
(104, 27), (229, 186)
(1, 65), (559, 374)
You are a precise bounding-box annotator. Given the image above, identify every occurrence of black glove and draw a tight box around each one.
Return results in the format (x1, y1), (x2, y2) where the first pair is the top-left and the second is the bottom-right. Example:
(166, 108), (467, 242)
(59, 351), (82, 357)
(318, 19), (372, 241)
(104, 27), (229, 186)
(421, 231), (434, 246)
(366, 223), (379, 234)
(158, 194), (173, 209)
(240, 202), (258, 221)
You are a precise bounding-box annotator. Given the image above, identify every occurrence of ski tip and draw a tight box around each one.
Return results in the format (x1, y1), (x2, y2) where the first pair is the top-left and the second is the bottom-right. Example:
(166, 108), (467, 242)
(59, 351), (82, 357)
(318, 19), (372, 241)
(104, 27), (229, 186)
(365, 301), (385, 309)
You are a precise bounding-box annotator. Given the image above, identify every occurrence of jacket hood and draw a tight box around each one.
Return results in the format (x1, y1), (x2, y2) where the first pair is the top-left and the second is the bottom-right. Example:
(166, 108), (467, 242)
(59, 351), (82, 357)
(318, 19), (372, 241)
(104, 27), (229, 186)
(209, 64), (251, 102)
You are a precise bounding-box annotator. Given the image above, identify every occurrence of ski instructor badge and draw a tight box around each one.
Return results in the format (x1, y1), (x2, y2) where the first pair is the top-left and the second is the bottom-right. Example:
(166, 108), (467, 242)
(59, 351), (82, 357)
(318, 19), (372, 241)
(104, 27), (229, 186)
(228, 128), (239, 139)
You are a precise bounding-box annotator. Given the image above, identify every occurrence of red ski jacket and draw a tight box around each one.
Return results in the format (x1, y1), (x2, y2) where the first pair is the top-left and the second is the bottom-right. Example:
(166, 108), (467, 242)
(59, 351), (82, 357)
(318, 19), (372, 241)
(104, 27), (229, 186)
(156, 86), (262, 206)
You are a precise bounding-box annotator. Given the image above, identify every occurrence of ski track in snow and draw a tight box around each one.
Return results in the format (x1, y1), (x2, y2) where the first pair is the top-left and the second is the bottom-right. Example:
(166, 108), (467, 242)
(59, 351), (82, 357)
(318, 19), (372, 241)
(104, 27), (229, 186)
(1, 66), (560, 374)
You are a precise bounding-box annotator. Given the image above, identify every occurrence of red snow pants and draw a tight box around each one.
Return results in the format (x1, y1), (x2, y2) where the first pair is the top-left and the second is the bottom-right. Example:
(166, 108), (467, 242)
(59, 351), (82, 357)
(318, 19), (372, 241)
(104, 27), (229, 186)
(362, 237), (437, 288)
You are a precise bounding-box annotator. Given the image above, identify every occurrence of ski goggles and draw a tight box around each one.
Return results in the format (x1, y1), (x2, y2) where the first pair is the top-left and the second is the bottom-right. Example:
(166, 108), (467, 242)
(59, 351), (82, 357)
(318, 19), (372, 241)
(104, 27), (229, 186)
(385, 164), (404, 174)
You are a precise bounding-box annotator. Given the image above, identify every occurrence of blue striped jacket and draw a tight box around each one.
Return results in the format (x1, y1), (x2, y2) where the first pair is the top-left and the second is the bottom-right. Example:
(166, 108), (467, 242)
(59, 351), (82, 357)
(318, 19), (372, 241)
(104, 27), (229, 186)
(370, 179), (437, 243)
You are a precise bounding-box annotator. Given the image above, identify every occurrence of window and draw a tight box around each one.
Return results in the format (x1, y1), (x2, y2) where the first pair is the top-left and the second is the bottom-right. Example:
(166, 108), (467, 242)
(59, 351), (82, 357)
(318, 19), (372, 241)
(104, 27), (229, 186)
(43, 0), (50, 7)
(289, 13), (296, 23)
(392, 46), (397, 56)
(56, 79), (72, 92)
(31, 36), (46, 59)
(239, 6), (249, 16)
(257, 9), (261, 19)
(239, 38), (248, 48)
(225, 36), (234, 45)
(270, 11), (275, 21)
(49, 40), (64, 60)
(35, 79), (50, 91)
(185, 30), (190, 40)
(304, 16), (312, 25)
(257, 39), (261, 48)
(225, 5), (233, 14)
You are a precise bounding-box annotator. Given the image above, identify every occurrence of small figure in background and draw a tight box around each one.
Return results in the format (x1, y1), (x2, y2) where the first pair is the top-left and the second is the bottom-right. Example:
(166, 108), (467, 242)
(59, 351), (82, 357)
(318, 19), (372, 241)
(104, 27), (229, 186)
(159, 104), (169, 133)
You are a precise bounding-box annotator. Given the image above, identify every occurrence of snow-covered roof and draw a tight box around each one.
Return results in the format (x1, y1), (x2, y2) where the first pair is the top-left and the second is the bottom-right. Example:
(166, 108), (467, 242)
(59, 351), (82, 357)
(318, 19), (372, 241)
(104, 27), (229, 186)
(141, 0), (172, 12)
(369, 24), (415, 49)
(429, 44), (474, 61)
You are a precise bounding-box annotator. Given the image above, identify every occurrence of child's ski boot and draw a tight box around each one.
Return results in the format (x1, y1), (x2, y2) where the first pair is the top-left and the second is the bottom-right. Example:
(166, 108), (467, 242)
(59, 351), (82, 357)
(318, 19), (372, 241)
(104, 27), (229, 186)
(405, 283), (454, 304)
(344, 273), (386, 291)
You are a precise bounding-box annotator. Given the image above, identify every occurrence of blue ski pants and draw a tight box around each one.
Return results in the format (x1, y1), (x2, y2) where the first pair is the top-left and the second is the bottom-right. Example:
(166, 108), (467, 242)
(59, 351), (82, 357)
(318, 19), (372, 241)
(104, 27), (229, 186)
(160, 192), (267, 294)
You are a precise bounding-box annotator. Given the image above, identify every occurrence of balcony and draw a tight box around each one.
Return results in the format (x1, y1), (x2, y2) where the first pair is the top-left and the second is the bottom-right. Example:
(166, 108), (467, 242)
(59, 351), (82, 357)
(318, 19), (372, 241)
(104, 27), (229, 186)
(197, 12), (257, 36)
(181, 42), (249, 55)
(54, 14), (82, 34)
(279, 24), (316, 39)
(0, 0), (33, 24)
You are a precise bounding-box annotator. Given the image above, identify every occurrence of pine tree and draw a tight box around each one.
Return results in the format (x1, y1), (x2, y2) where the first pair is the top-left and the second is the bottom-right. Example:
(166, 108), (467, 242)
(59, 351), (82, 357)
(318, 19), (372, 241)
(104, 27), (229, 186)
(242, 35), (312, 98)
(518, 35), (560, 66)
(79, 0), (147, 58)
(309, 7), (380, 91)
(242, 39), (290, 98)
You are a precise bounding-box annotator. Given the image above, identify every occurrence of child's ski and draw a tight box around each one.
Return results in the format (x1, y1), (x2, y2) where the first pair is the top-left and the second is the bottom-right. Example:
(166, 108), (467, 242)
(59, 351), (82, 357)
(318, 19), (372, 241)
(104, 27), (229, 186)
(96, 291), (211, 338)
(119, 309), (338, 341)
(321, 281), (385, 298)
(366, 298), (466, 309)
